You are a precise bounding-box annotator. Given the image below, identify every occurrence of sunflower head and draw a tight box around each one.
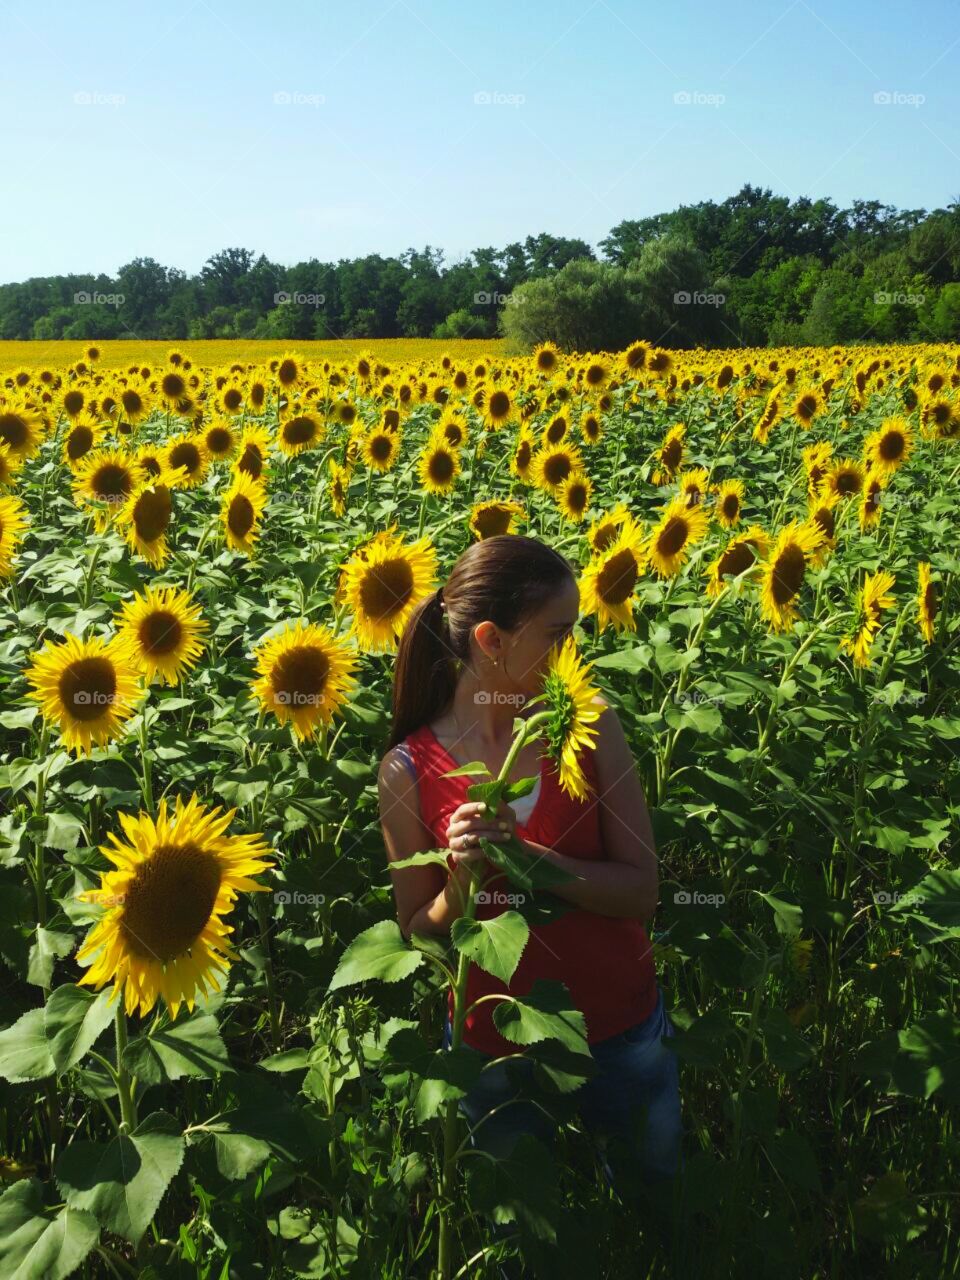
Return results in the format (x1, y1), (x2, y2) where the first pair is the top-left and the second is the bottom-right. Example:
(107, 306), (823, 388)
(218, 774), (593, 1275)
(540, 638), (604, 800)
(25, 632), (143, 756)
(342, 532), (438, 653)
(251, 621), (357, 739)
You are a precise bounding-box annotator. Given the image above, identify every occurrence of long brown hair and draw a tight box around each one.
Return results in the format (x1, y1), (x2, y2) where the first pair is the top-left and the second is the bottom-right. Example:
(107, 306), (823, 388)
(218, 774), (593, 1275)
(389, 535), (574, 748)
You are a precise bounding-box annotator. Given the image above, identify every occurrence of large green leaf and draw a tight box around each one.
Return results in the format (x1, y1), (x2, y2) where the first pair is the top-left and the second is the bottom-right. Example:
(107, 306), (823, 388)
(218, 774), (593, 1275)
(379, 1029), (484, 1120)
(123, 1013), (232, 1084)
(44, 986), (115, 1073)
(327, 919), (423, 991)
(27, 928), (75, 989)
(492, 980), (588, 1053)
(451, 910), (529, 984)
(480, 837), (576, 895)
(56, 1111), (185, 1246)
(0, 1008), (56, 1082)
(888, 869), (960, 944)
(0, 1181), (99, 1280)
(464, 1134), (560, 1241)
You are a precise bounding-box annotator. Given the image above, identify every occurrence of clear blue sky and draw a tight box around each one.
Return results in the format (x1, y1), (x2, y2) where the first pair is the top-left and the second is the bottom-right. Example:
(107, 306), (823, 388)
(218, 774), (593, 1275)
(2, 0), (958, 282)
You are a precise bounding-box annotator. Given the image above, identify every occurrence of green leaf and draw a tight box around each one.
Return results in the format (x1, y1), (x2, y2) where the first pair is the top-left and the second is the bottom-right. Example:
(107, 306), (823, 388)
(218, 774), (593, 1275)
(440, 761), (491, 778)
(492, 980), (588, 1053)
(464, 1134), (560, 1241)
(760, 1009), (815, 1071)
(123, 1013), (232, 1084)
(56, 1110), (185, 1246)
(388, 849), (451, 872)
(893, 1013), (960, 1100)
(0, 1181), (99, 1280)
(27, 928), (75, 989)
(592, 645), (652, 673)
(379, 1029), (484, 1120)
(327, 919), (422, 991)
(663, 1009), (736, 1069)
(765, 1132), (821, 1192)
(451, 910), (529, 984)
(0, 1008), (56, 1082)
(853, 1172), (927, 1244)
(480, 836), (576, 895)
(44, 986), (115, 1073)
(888, 869), (960, 943)
(503, 774), (538, 802)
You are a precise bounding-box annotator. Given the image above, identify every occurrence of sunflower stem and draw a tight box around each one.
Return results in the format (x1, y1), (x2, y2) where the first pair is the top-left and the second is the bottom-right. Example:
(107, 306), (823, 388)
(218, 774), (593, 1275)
(138, 714), (154, 816)
(255, 893), (282, 1053)
(113, 1005), (138, 1132)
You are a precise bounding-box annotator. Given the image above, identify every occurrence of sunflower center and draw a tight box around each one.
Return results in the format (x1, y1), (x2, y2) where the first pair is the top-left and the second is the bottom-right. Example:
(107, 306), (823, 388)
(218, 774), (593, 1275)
(93, 464), (133, 502)
(475, 505), (512, 538)
(771, 545), (805, 605)
(718, 540), (757, 579)
(516, 441), (531, 469)
(880, 431), (904, 461)
(656, 515), (690, 558)
(428, 450), (455, 484)
(835, 469), (861, 495)
(597, 549), (638, 605)
(169, 443), (201, 474)
(722, 494), (740, 519)
(271, 644), (330, 707)
(813, 507), (835, 539)
(359, 559), (414, 621)
(59, 657), (118, 722)
(488, 391), (510, 419)
(593, 521), (618, 552)
(239, 447), (263, 478)
(162, 373), (186, 399)
(139, 610), (183, 656)
(206, 428), (232, 454)
(120, 842), (222, 962)
(68, 427), (94, 460)
(566, 482), (588, 513)
(228, 494), (255, 538)
(370, 434), (393, 462)
(224, 388), (243, 411)
(796, 395), (817, 422)
(0, 414), (28, 448)
(544, 454), (572, 486)
(278, 359), (298, 386)
(661, 439), (682, 470)
(285, 416), (317, 445)
(134, 488), (172, 541)
(64, 391), (85, 416)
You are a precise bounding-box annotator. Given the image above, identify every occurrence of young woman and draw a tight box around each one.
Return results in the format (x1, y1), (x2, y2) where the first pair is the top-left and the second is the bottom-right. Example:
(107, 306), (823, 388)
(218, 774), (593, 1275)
(378, 534), (683, 1210)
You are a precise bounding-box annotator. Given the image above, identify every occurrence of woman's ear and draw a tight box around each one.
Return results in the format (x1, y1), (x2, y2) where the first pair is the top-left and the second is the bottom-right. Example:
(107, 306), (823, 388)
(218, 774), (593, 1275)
(472, 620), (503, 663)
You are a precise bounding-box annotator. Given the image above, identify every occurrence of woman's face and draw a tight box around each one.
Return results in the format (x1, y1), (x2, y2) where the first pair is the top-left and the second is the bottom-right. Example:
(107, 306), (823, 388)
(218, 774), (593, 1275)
(473, 576), (580, 700)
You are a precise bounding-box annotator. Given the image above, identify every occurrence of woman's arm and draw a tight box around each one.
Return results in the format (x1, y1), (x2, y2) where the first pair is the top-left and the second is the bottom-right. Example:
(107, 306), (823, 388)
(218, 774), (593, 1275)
(378, 747), (479, 939)
(519, 700), (659, 924)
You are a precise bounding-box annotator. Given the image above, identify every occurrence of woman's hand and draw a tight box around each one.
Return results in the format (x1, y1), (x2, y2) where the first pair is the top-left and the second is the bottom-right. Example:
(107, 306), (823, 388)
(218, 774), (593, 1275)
(444, 798), (517, 862)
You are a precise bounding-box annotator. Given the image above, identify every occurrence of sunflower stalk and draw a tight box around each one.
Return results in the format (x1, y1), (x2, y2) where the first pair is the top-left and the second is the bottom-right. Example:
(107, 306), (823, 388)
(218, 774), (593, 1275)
(113, 1004), (138, 1132)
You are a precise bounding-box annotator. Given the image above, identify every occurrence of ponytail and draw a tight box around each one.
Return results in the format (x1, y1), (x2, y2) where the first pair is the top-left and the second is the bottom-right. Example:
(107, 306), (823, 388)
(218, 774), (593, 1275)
(388, 535), (574, 748)
(389, 588), (458, 748)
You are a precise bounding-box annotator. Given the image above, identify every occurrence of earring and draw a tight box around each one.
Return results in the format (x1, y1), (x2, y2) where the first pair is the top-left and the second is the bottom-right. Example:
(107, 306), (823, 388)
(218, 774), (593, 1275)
(492, 656), (500, 667)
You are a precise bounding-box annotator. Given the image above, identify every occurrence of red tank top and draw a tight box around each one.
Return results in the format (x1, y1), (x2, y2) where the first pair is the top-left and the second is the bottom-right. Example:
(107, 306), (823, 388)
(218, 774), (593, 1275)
(401, 723), (658, 1056)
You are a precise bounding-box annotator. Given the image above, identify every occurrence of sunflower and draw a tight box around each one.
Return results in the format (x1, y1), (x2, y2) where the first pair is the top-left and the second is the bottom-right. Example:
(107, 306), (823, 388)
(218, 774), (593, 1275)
(532, 342), (561, 376)
(0, 492), (28, 576)
(587, 504), (636, 554)
(437, 409), (468, 450)
(363, 427), (400, 472)
(822, 457), (865, 500)
(917, 561), (937, 644)
(251, 621), (356, 739)
(25, 632), (143, 755)
(579, 525), (646, 631)
(646, 497), (710, 578)
(863, 417), (912, 478)
(278, 411), (324, 457)
(482, 386), (514, 430)
(63, 419), (101, 467)
(75, 793), (273, 1018)
(541, 637), (604, 801)
(0, 442), (22, 487)
(217, 382), (245, 417)
(163, 435), (208, 489)
(0, 405), (44, 462)
(582, 359), (610, 391)
(469, 500), (524, 540)
(203, 419), (237, 461)
(60, 386), (87, 421)
(840, 570), (896, 668)
(159, 369), (188, 405)
(622, 341), (651, 375)
(705, 526), (770, 598)
(73, 448), (138, 531)
(531, 443), (583, 494)
(276, 351), (303, 392)
(222, 470), (267, 555)
(791, 387), (824, 428)
(652, 424), (685, 485)
(115, 586), (208, 686)
(117, 482), (173, 568)
(328, 459), (350, 518)
(418, 436), (461, 495)
(542, 414), (569, 446)
(136, 444), (166, 481)
(754, 389), (783, 445)
(557, 470), (593, 523)
(678, 467), (709, 509)
(713, 478), (745, 528)
(859, 470), (888, 530)
(802, 440), (833, 496)
(511, 429), (535, 483)
(759, 521), (824, 634)
(579, 410), (603, 445)
(342, 533), (438, 653)
(236, 426), (272, 482)
(807, 489), (840, 567)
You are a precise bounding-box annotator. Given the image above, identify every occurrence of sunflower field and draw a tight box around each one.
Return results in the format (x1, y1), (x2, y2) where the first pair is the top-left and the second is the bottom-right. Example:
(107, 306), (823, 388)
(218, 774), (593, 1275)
(0, 339), (958, 1280)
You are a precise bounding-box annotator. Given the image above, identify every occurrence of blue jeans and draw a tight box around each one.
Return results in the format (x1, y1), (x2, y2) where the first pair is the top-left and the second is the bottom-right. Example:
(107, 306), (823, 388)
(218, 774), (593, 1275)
(443, 985), (684, 1208)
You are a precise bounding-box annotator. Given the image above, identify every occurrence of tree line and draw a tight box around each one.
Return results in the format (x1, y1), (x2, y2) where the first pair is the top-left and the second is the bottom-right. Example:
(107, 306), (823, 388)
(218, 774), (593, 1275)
(3, 185), (960, 349)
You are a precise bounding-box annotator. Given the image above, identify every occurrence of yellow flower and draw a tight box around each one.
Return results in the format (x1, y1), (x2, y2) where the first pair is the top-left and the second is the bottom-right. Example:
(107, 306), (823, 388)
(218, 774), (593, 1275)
(342, 532), (437, 653)
(646, 497), (710, 578)
(115, 585), (208, 686)
(557, 470), (593, 523)
(73, 448), (138, 531)
(221, 470), (267, 555)
(759, 521), (825, 633)
(713, 478), (745, 528)
(864, 417), (912, 478)
(705, 526), (770, 598)
(917, 561), (937, 644)
(117, 482), (173, 568)
(469, 500), (524, 540)
(76, 794), (273, 1018)
(541, 638), (605, 801)
(251, 621), (357, 739)
(579, 525), (646, 631)
(328, 459), (351, 518)
(418, 436), (461, 495)
(652, 424), (685, 485)
(840, 569), (896, 667)
(25, 632), (143, 756)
